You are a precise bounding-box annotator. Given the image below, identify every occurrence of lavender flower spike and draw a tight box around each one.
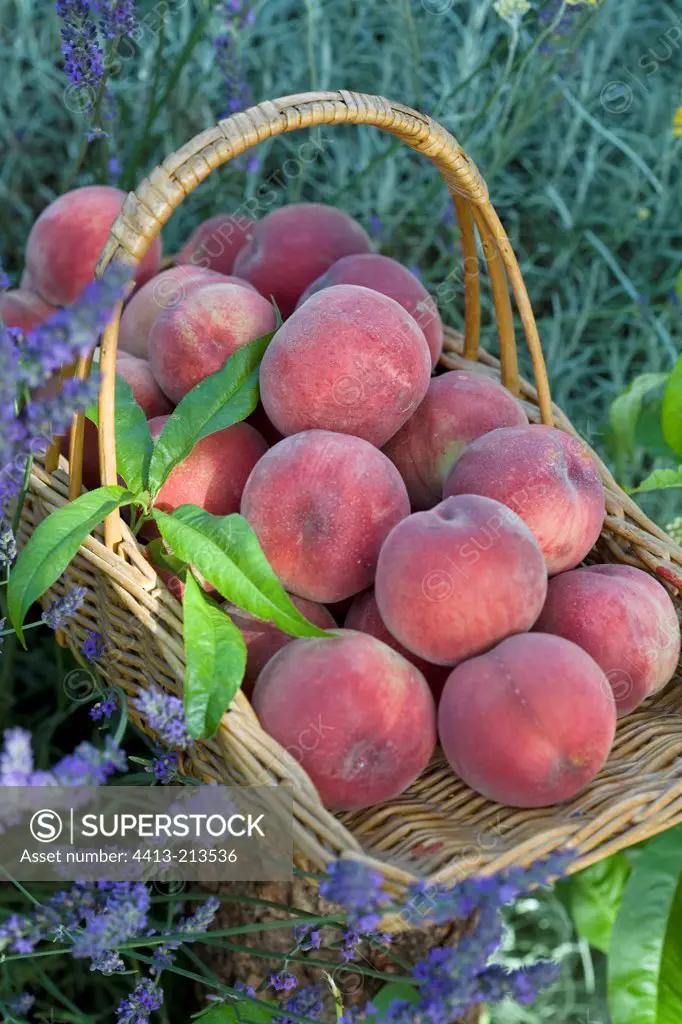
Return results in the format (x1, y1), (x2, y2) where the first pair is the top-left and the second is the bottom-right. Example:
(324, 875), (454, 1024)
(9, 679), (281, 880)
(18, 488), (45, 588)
(133, 684), (190, 749)
(116, 977), (163, 1024)
(319, 860), (388, 932)
(42, 586), (87, 629)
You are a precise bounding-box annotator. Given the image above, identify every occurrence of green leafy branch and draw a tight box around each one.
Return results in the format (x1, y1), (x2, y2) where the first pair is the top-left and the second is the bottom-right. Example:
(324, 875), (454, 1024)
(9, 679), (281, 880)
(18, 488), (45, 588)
(7, 331), (331, 742)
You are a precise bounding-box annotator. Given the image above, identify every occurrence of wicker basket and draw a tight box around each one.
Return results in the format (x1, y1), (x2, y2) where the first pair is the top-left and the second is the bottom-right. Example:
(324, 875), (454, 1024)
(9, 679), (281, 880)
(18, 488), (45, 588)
(18, 90), (682, 891)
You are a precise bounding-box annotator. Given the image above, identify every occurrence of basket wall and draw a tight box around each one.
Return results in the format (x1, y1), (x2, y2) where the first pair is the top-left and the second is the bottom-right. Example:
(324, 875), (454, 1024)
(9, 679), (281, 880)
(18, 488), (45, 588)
(18, 326), (682, 892)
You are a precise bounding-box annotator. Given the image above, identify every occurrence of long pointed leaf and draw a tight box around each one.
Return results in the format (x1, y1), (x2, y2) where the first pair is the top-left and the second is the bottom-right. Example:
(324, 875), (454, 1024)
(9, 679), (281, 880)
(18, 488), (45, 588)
(147, 331), (274, 496)
(662, 355), (682, 455)
(608, 826), (682, 1024)
(87, 373), (153, 494)
(8, 486), (135, 643)
(183, 572), (247, 739)
(153, 506), (331, 638)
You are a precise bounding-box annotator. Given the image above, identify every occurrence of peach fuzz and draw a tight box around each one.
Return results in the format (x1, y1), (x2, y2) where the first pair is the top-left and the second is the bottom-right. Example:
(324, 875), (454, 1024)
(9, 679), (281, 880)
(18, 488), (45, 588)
(444, 424), (606, 574)
(299, 253), (443, 367)
(535, 564), (681, 717)
(252, 629), (437, 811)
(149, 281), (276, 404)
(438, 633), (616, 808)
(345, 590), (449, 702)
(149, 415), (268, 518)
(23, 186), (162, 306)
(0, 289), (56, 333)
(119, 266), (234, 358)
(233, 202), (372, 317)
(240, 430), (410, 603)
(176, 214), (254, 275)
(383, 371), (529, 510)
(375, 494), (547, 666)
(225, 596), (336, 696)
(259, 285), (432, 448)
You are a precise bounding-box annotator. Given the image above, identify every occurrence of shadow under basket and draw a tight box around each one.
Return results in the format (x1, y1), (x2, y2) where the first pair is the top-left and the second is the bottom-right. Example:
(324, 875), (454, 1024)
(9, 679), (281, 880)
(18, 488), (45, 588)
(18, 90), (682, 893)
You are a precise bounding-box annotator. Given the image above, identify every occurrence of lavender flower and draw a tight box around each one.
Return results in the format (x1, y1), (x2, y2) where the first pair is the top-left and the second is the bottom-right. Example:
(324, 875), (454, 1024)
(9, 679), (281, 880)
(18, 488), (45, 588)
(108, 155), (122, 183)
(73, 882), (150, 962)
(214, 0), (255, 117)
(0, 728), (125, 787)
(234, 981), (257, 998)
(133, 685), (190, 749)
(90, 694), (118, 721)
(268, 973), (298, 992)
(95, 0), (137, 40)
(344, 853), (572, 1022)
(152, 896), (220, 973)
(56, 0), (105, 90)
(0, 520), (17, 570)
(149, 751), (179, 784)
(341, 929), (360, 962)
(42, 586), (87, 629)
(293, 924), (322, 950)
(116, 977), (163, 1024)
(53, 736), (127, 785)
(275, 984), (324, 1024)
(0, 263), (129, 519)
(20, 263), (130, 386)
(536, 0), (593, 51)
(319, 860), (388, 932)
(85, 126), (110, 141)
(83, 629), (105, 661)
(0, 728), (37, 785)
(8, 992), (35, 1015)
(367, 214), (383, 238)
(91, 950), (126, 974)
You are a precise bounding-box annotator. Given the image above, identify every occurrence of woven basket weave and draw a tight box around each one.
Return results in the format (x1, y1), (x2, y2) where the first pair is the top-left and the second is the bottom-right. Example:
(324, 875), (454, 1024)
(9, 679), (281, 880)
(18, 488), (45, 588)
(18, 90), (682, 891)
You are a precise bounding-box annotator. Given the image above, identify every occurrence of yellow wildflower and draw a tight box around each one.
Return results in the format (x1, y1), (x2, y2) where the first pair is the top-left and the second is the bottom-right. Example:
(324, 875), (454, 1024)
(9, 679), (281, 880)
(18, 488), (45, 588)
(673, 105), (682, 139)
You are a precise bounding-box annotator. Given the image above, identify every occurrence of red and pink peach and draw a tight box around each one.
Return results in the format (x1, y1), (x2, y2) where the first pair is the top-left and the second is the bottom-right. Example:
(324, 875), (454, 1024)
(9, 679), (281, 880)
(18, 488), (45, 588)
(444, 425), (605, 574)
(252, 629), (437, 810)
(23, 186), (162, 306)
(259, 285), (432, 447)
(375, 494), (547, 666)
(438, 633), (616, 807)
(535, 564), (680, 716)
(241, 430), (410, 603)
(383, 371), (529, 509)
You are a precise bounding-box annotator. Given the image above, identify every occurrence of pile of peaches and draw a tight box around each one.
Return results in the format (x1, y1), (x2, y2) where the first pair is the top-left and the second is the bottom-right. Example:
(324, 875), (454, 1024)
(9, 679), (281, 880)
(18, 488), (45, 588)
(4, 185), (680, 814)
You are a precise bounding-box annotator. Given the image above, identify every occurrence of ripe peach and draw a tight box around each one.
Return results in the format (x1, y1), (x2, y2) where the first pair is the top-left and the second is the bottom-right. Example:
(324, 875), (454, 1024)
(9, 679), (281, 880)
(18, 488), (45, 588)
(149, 281), (276, 404)
(438, 633), (616, 807)
(240, 430), (410, 602)
(118, 266), (231, 358)
(535, 564), (680, 716)
(149, 414), (268, 517)
(226, 596), (337, 696)
(259, 285), (432, 447)
(444, 425), (605, 574)
(0, 289), (56, 333)
(116, 354), (173, 419)
(375, 494), (547, 666)
(298, 253), (443, 367)
(233, 203), (371, 317)
(252, 629), (437, 810)
(23, 186), (162, 306)
(345, 590), (449, 702)
(383, 371), (529, 510)
(176, 214), (254, 275)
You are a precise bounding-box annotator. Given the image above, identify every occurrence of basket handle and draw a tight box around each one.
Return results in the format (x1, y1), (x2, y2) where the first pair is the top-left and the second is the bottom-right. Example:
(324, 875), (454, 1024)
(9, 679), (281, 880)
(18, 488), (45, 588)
(87, 89), (552, 549)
